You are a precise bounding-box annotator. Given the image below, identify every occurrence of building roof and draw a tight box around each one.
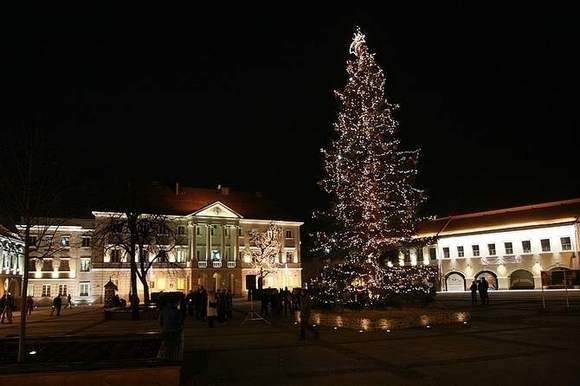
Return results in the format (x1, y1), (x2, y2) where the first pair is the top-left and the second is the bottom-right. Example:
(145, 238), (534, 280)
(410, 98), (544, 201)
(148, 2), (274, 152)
(417, 198), (580, 237)
(95, 183), (300, 222)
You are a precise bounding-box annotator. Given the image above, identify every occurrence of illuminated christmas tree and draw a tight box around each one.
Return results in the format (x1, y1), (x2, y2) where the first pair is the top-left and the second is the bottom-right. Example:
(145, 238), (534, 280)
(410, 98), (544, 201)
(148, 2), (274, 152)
(316, 28), (425, 263)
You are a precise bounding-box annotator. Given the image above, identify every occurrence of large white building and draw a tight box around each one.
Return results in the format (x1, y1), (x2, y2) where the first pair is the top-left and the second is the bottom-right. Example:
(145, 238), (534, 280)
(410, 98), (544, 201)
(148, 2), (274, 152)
(23, 185), (303, 304)
(0, 225), (24, 298)
(416, 198), (580, 291)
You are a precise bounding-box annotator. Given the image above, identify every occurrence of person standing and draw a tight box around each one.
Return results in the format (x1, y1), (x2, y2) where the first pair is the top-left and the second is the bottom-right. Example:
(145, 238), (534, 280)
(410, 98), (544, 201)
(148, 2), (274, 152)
(1, 293), (14, 323)
(207, 291), (218, 327)
(470, 280), (478, 305)
(0, 294), (6, 323)
(479, 277), (489, 305)
(157, 299), (184, 361)
(67, 293), (72, 309)
(52, 295), (62, 316)
(26, 295), (34, 316)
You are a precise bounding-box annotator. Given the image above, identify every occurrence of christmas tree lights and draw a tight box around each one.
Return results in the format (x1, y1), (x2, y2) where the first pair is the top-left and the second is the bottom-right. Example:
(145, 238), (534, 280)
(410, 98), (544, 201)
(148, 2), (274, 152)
(310, 28), (434, 308)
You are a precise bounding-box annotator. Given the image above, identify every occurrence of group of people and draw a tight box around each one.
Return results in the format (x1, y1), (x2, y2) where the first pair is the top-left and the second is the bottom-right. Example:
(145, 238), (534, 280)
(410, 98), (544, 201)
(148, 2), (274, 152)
(0, 293), (15, 323)
(183, 286), (233, 327)
(258, 287), (300, 317)
(470, 277), (490, 305)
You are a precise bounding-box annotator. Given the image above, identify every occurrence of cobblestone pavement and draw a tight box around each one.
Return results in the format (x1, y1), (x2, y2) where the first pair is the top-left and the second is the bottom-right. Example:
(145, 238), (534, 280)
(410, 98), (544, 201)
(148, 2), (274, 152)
(2, 292), (580, 386)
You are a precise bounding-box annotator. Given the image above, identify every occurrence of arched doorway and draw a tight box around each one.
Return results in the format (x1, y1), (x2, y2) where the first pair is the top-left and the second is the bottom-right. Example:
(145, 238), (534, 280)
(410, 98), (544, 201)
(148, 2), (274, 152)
(509, 269), (534, 289)
(445, 272), (466, 292)
(475, 271), (498, 290)
(547, 267), (572, 288)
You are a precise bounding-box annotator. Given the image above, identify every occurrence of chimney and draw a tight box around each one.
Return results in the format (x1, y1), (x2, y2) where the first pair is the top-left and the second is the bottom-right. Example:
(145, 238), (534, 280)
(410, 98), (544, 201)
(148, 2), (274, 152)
(175, 182), (180, 196)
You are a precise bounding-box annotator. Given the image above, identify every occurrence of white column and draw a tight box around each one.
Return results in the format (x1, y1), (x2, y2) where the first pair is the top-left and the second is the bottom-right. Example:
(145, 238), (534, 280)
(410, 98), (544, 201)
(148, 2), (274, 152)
(206, 224), (211, 261)
(221, 224), (225, 261)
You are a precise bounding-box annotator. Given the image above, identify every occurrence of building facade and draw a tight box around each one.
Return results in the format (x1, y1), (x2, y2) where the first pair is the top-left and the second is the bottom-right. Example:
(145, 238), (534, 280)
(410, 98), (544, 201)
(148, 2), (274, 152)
(23, 185), (303, 304)
(0, 226), (24, 298)
(416, 198), (580, 291)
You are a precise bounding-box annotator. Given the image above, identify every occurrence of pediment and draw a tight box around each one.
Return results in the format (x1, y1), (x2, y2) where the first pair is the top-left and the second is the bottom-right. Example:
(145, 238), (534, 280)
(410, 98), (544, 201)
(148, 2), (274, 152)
(192, 201), (242, 218)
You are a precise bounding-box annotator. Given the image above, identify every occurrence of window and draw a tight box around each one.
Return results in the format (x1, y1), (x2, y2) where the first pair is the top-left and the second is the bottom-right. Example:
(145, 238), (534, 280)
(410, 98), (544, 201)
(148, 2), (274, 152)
(224, 227), (230, 237)
(285, 230), (293, 238)
(457, 246), (464, 257)
(417, 248), (424, 261)
(81, 236), (91, 247)
(44, 235), (53, 247)
(238, 228), (242, 236)
(58, 284), (67, 296)
(196, 250), (201, 259)
(79, 282), (90, 296)
(28, 236), (37, 246)
(177, 225), (186, 235)
(150, 281), (155, 289)
(61, 236), (70, 247)
(196, 227), (201, 236)
(504, 242), (513, 255)
(176, 278), (185, 290)
(472, 245), (480, 257)
(522, 240), (531, 254)
(27, 284), (34, 297)
(210, 227), (214, 236)
(42, 284), (51, 297)
(561, 237), (572, 251)
(443, 247), (450, 258)
(488, 243), (496, 256)
(176, 249), (186, 263)
(110, 249), (121, 263)
(286, 252), (293, 262)
(429, 247), (437, 260)
(211, 249), (221, 260)
(541, 239), (551, 252)
(157, 224), (168, 235)
(80, 257), (91, 272)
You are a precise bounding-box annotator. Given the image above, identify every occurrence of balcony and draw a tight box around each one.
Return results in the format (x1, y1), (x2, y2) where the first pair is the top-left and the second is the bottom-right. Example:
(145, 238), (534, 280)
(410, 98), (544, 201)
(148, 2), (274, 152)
(212, 261), (222, 268)
(227, 261), (236, 268)
(197, 261), (207, 268)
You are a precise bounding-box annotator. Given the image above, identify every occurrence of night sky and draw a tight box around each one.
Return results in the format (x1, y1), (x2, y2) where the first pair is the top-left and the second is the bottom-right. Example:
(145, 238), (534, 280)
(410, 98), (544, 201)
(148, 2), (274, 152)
(3, 4), (579, 222)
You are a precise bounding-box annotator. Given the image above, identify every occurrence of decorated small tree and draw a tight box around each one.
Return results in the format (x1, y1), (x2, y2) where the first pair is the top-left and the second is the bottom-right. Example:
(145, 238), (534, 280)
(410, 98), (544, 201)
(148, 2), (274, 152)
(245, 223), (282, 290)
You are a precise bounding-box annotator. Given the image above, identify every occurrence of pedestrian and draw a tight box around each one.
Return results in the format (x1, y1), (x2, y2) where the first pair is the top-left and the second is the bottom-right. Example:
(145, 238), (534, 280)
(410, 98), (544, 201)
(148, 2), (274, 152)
(479, 277), (489, 305)
(207, 291), (218, 327)
(157, 298), (184, 361)
(1, 293), (14, 323)
(299, 289), (318, 341)
(0, 294), (6, 323)
(470, 280), (478, 305)
(26, 295), (34, 316)
(185, 290), (194, 317)
(52, 295), (62, 316)
(67, 293), (72, 309)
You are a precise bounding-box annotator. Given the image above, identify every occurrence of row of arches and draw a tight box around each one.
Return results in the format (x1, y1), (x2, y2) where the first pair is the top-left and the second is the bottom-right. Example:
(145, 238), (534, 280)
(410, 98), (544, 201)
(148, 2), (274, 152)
(445, 267), (574, 291)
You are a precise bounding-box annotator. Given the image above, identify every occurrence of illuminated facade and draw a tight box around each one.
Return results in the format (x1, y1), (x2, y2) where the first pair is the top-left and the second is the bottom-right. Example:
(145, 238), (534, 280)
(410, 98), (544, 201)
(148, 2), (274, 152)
(0, 226), (24, 297)
(416, 198), (580, 291)
(23, 185), (302, 304)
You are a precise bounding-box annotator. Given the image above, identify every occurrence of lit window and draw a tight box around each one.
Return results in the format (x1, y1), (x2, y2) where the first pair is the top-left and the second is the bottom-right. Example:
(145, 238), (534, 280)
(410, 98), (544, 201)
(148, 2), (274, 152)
(285, 230), (293, 238)
(176, 278), (185, 290)
(211, 249), (221, 260)
(58, 284), (67, 296)
(488, 244), (496, 256)
(110, 249), (121, 263)
(443, 247), (450, 258)
(42, 284), (51, 297)
(457, 246), (464, 257)
(80, 258), (91, 272)
(561, 237), (572, 251)
(429, 247), (437, 260)
(27, 283), (34, 297)
(176, 249), (186, 263)
(81, 236), (91, 247)
(150, 281), (155, 289)
(522, 240), (531, 254)
(177, 226), (186, 235)
(504, 242), (513, 255)
(79, 282), (90, 296)
(541, 239), (551, 252)
(472, 245), (480, 257)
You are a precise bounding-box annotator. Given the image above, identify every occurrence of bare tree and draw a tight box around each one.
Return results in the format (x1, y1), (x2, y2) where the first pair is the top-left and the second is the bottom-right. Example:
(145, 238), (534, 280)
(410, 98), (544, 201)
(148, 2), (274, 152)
(244, 223), (283, 289)
(94, 212), (179, 314)
(0, 129), (68, 362)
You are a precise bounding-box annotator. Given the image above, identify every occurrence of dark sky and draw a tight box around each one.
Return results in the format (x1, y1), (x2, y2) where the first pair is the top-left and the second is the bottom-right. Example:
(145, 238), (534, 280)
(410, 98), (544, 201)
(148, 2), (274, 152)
(3, 4), (579, 221)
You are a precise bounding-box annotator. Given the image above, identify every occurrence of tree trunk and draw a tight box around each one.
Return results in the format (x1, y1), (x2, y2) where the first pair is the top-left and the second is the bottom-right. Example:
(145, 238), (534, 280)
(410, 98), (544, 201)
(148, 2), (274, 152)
(142, 280), (150, 307)
(129, 243), (140, 320)
(17, 225), (30, 362)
